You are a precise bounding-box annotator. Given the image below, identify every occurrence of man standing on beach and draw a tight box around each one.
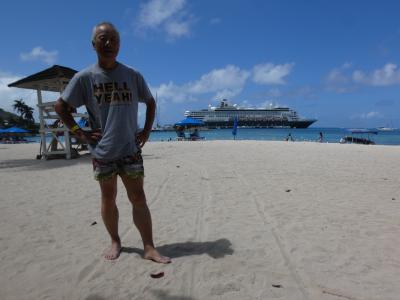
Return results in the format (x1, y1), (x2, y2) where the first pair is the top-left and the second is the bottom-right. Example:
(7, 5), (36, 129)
(55, 22), (170, 263)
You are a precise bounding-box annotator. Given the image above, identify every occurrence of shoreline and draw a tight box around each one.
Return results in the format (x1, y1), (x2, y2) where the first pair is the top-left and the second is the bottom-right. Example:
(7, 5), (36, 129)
(8, 126), (400, 146)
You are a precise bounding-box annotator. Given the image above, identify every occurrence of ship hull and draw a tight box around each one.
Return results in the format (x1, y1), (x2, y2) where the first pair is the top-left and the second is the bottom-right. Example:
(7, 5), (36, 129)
(203, 119), (316, 129)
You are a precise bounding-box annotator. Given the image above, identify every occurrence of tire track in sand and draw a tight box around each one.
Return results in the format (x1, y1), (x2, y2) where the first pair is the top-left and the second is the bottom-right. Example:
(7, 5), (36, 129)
(235, 170), (313, 300)
(148, 172), (171, 207)
(178, 158), (211, 298)
(118, 172), (172, 244)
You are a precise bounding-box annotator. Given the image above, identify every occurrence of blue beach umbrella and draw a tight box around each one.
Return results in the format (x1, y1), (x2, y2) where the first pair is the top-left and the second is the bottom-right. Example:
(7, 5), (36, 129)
(3, 126), (30, 133)
(174, 118), (204, 127)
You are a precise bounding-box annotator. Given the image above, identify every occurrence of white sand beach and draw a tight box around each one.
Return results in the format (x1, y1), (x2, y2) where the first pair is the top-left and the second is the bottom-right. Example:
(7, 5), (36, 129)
(0, 141), (399, 300)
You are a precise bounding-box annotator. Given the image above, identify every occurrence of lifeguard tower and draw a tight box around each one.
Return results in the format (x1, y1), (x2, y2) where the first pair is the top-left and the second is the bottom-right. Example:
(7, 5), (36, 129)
(8, 65), (89, 159)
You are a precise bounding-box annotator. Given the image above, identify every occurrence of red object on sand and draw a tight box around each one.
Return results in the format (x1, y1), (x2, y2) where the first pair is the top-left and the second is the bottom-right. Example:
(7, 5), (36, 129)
(150, 272), (164, 278)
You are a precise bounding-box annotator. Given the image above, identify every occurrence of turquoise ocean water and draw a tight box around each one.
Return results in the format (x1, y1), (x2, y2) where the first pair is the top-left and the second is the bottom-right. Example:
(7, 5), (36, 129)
(25, 127), (400, 145)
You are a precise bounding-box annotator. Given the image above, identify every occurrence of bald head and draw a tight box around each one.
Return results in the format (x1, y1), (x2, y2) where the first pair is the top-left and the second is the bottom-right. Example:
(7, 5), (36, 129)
(91, 22), (120, 43)
(91, 22), (120, 68)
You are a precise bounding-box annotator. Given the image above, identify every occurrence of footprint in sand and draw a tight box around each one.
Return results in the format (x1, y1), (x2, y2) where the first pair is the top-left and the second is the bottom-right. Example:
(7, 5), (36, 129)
(210, 282), (241, 296)
(77, 261), (97, 282)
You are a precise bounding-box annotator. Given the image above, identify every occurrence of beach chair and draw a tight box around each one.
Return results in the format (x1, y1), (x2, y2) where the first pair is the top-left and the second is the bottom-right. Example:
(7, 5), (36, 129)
(188, 128), (205, 141)
(71, 118), (90, 151)
(176, 129), (186, 141)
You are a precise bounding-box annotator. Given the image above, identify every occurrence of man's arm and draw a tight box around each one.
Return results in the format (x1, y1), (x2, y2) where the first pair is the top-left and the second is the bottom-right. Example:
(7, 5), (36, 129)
(136, 97), (156, 148)
(54, 98), (101, 144)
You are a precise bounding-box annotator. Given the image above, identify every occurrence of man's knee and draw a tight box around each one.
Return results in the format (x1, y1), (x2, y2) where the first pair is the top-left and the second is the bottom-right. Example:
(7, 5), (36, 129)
(99, 176), (117, 201)
(128, 188), (146, 205)
(102, 196), (118, 211)
(101, 188), (117, 201)
(101, 187), (117, 208)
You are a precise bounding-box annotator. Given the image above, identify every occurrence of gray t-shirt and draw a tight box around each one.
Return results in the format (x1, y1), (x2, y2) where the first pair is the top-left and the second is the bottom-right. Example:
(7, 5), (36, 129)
(61, 62), (153, 160)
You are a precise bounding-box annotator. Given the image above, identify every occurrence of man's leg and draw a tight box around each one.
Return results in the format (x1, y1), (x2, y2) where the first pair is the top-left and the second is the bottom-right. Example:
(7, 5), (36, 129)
(120, 174), (171, 263)
(99, 175), (121, 260)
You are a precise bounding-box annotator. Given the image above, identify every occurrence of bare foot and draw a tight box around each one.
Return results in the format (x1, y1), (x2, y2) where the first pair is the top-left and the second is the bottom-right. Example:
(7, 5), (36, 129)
(104, 241), (121, 260)
(144, 246), (171, 264)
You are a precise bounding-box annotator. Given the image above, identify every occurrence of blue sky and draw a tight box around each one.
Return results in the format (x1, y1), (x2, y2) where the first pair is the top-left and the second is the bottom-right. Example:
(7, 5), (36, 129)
(1, 0), (400, 128)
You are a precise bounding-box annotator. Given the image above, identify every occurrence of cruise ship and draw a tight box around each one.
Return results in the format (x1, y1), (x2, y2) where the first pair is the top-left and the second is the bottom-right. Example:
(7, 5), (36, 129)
(184, 99), (317, 129)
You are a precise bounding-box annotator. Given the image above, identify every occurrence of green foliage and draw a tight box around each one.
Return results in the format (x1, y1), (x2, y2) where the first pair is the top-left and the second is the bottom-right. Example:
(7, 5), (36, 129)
(1, 100), (39, 132)
(13, 99), (35, 123)
(0, 108), (18, 126)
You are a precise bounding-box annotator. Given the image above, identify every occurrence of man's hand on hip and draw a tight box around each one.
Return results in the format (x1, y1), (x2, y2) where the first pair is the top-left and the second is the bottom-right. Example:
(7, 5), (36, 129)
(136, 130), (150, 148)
(75, 129), (102, 145)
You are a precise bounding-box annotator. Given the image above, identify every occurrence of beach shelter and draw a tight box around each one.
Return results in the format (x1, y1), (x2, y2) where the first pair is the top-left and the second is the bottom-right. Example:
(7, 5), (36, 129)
(174, 118), (204, 128)
(0, 126), (30, 143)
(3, 126), (30, 133)
(174, 118), (205, 140)
(8, 65), (88, 159)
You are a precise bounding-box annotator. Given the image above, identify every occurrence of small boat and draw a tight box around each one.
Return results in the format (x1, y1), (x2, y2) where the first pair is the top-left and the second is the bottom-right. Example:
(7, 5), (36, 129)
(377, 127), (397, 131)
(340, 136), (375, 145)
(340, 129), (377, 145)
(377, 121), (397, 131)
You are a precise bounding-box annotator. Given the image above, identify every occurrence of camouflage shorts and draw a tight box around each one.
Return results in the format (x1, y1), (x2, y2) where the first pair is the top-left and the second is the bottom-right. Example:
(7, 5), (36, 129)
(92, 152), (144, 181)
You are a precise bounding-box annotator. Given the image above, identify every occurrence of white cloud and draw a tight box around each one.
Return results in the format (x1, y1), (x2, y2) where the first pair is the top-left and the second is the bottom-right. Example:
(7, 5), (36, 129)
(136, 0), (192, 40)
(352, 63), (400, 86)
(0, 72), (30, 111)
(138, 0), (185, 27)
(326, 62), (400, 92)
(252, 63), (294, 85)
(153, 63), (295, 105)
(326, 63), (353, 85)
(363, 111), (381, 119)
(326, 69), (346, 84)
(352, 70), (364, 82)
(188, 65), (250, 94)
(351, 111), (383, 120)
(214, 89), (241, 100)
(20, 46), (58, 65)
(153, 81), (189, 103)
(164, 20), (190, 39)
(153, 65), (250, 103)
(0, 71), (60, 121)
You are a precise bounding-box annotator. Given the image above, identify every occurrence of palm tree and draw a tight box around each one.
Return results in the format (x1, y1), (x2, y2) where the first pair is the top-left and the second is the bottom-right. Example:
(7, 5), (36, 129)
(13, 99), (26, 119)
(23, 105), (34, 123)
(12, 99), (35, 125)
